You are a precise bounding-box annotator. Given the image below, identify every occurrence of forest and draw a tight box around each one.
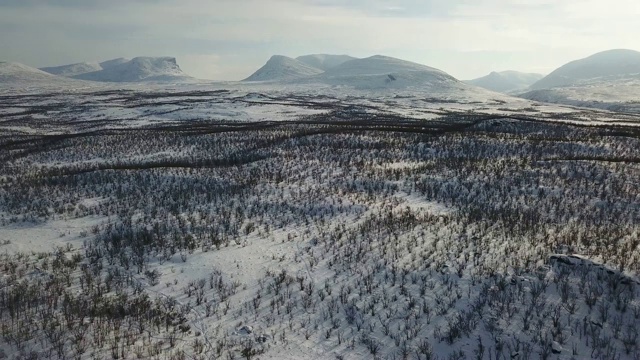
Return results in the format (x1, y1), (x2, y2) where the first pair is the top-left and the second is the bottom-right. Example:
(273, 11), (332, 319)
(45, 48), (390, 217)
(0, 89), (639, 359)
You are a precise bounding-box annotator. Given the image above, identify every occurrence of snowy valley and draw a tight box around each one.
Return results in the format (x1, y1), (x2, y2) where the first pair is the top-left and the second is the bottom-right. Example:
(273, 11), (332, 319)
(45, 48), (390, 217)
(0, 51), (640, 360)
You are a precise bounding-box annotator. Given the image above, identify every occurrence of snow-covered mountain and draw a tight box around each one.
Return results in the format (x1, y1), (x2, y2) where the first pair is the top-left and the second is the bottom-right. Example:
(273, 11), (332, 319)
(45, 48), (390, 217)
(244, 54), (465, 91)
(0, 62), (58, 83)
(529, 49), (640, 90)
(311, 55), (460, 90)
(243, 55), (324, 81)
(520, 75), (640, 113)
(99, 58), (130, 69)
(0, 62), (90, 90)
(72, 57), (191, 82)
(40, 62), (103, 77)
(322, 55), (449, 78)
(465, 71), (543, 93)
(517, 49), (640, 113)
(39, 57), (189, 83)
(295, 54), (357, 71)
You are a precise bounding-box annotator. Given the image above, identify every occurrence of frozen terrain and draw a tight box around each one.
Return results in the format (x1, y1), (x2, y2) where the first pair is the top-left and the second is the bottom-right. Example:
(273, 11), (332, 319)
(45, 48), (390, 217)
(1, 67), (640, 360)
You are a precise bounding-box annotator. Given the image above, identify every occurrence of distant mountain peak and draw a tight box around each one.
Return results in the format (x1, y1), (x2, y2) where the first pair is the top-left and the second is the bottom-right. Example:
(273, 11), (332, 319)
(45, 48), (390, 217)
(530, 48), (640, 90)
(72, 57), (190, 83)
(40, 62), (102, 77)
(35, 57), (191, 83)
(465, 71), (544, 93)
(243, 55), (323, 82)
(243, 53), (463, 90)
(320, 55), (454, 79)
(0, 62), (64, 84)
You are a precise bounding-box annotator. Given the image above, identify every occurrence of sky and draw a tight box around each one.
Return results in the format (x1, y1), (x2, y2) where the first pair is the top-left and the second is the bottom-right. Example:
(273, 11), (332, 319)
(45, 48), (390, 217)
(1, 0), (638, 81)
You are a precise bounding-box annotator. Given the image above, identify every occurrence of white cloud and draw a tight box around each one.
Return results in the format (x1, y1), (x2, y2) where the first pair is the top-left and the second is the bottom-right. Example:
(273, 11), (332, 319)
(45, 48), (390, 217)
(0, 0), (638, 80)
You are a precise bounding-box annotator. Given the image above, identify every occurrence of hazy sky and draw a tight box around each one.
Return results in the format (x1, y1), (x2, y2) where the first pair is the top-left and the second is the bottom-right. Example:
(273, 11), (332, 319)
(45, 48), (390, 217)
(1, 0), (638, 80)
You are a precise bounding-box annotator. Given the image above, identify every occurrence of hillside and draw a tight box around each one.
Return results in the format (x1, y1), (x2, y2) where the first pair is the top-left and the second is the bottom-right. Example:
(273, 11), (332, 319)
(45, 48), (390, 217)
(243, 54), (502, 95)
(99, 57), (130, 69)
(243, 55), (324, 81)
(296, 54), (357, 71)
(320, 55), (451, 78)
(521, 75), (640, 113)
(0, 62), (80, 86)
(312, 55), (460, 90)
(73, 57), (192, 82)
(466, 71), (543, 93)
(0, 62), (58, 83)
(530, 49), (640, 90)
(40, 62), (103, 77)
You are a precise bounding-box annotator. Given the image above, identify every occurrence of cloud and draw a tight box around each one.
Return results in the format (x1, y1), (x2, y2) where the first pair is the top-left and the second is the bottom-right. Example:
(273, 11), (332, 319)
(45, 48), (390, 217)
(0, 0), (638, 80)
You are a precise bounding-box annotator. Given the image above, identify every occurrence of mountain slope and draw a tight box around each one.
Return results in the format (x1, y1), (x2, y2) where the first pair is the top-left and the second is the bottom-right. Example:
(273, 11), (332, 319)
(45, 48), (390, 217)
(296, 54), (357, 71)
(310, 55), (460, 89)
(99, 58), (130, 69)
(321, 55), (452, 78)
(530, 49), (640, 90)
(466, 71), (543, 93)
(40, 62), (103, 77)
(0, 62), (58, 83)
(0, 62), (55, 83)
(520, 75), (640, 113)
(73, 57), (191, 82)
(0, 62), (89, 90)
(243, 55), (323, 81)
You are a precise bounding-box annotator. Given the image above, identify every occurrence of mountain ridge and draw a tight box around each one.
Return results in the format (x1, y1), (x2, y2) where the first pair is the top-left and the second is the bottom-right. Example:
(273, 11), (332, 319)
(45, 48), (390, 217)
(243, 55), (324, 81)
(465, 71), (544, 93)
(295, 54), (357, 71)
(38, 57), (192, 83)
(40, 62), (103, 77)
(1, 62), (58, 82)
(72, 57), (191, 82)
(243, 54), (463, 90)
(530, 49), (640, 90)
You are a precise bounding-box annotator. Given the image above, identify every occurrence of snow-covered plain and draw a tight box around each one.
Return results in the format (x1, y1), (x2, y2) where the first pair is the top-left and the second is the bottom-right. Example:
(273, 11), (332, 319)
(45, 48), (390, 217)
(1, 82), (640, 360)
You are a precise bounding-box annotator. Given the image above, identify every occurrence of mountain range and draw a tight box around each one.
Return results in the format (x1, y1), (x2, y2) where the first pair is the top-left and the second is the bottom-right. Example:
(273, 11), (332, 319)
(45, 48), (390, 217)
(518, 49), (640, 112)
(2, 49), (640, 112)
(41, 57), (191, 82)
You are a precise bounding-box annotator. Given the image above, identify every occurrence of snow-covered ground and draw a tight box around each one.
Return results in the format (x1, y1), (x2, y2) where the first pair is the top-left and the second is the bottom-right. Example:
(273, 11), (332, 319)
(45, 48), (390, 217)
(0, 83), (639, 360)
(520, 76), (640, 113)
